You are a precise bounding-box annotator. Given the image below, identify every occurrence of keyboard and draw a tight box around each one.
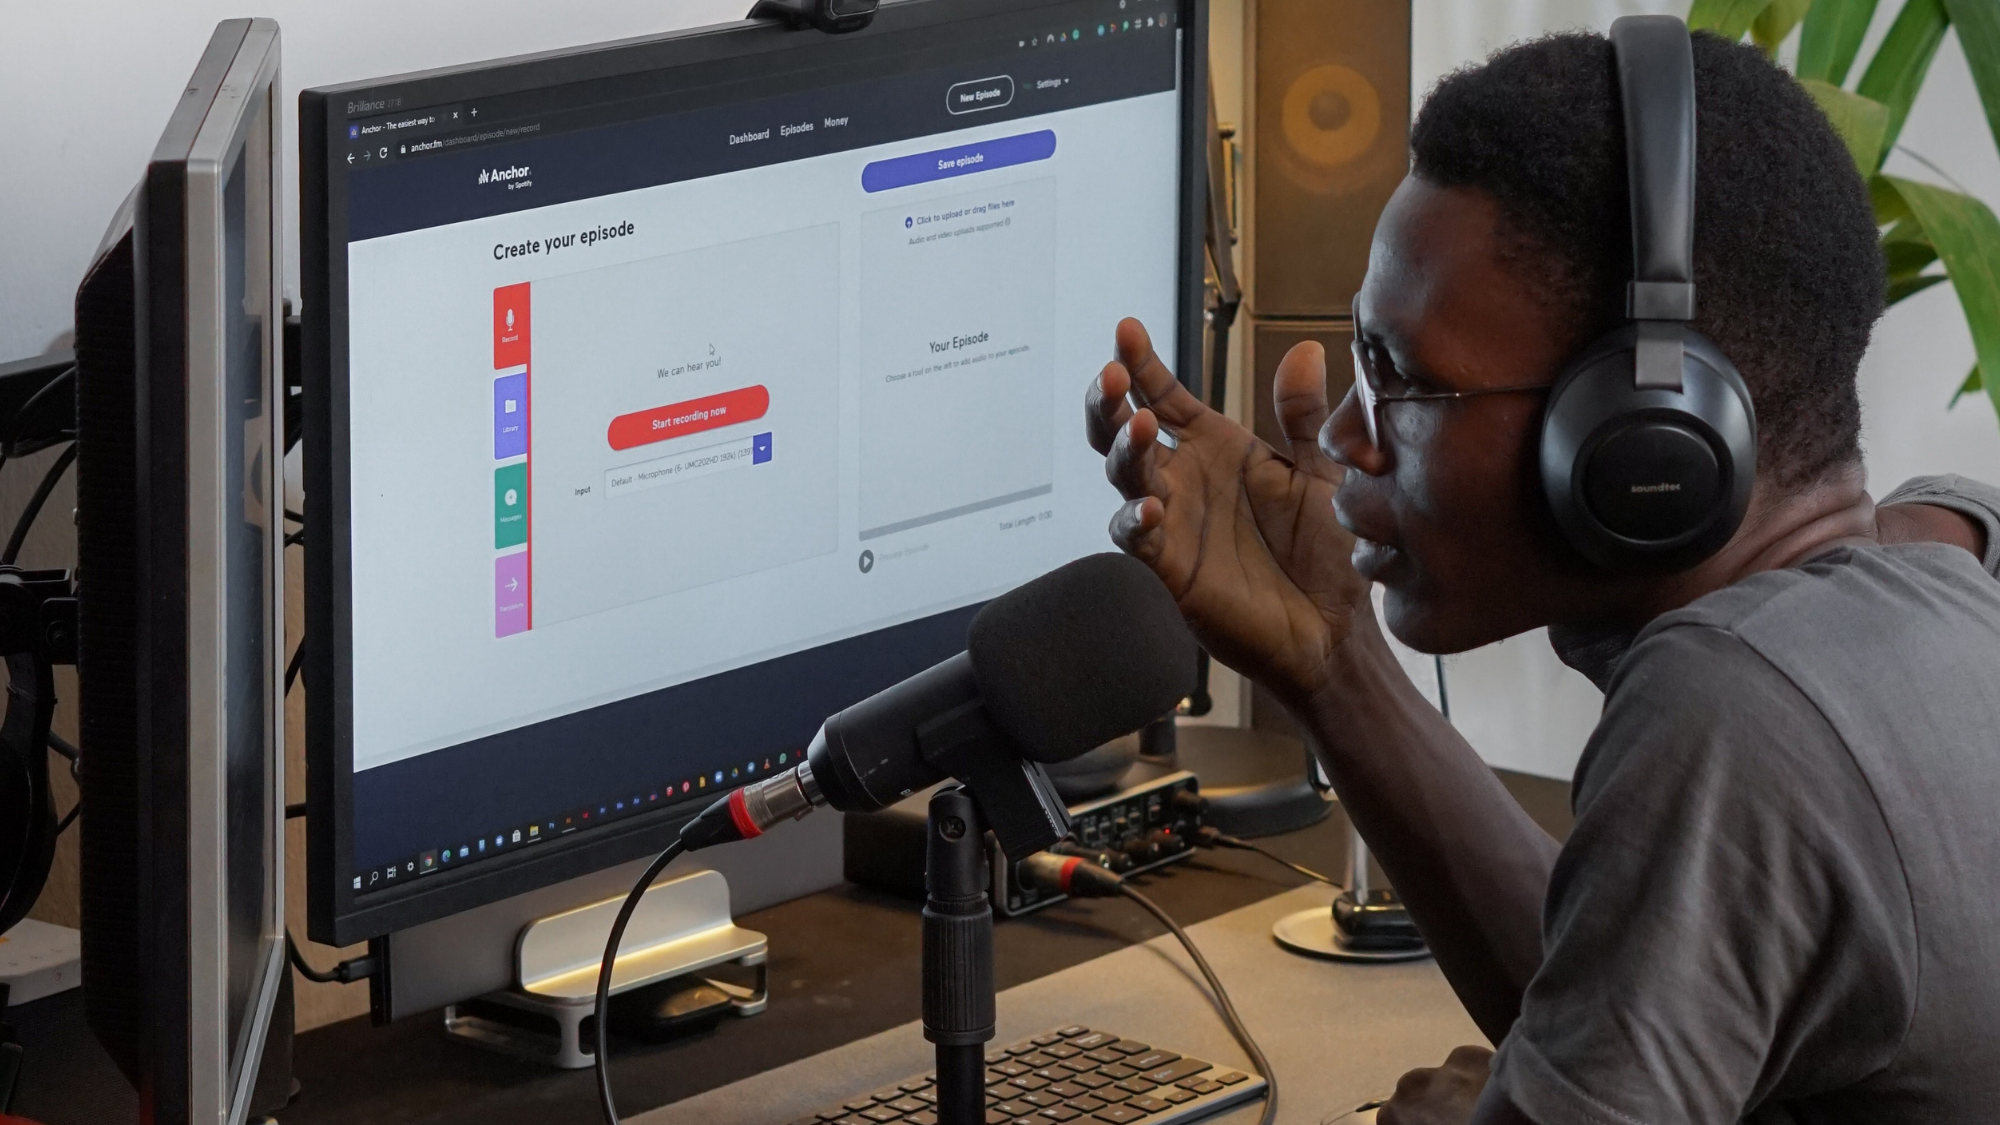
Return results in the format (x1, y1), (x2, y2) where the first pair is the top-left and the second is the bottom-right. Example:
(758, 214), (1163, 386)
(790, 1025), (1269, 1125)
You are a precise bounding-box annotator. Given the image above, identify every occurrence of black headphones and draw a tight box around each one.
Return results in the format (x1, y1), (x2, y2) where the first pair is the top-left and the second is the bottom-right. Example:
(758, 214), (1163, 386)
(1539, 16), (1757, 572)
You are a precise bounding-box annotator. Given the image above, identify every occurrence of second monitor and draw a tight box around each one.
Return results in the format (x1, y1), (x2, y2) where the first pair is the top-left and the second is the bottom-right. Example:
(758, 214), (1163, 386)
(300, 0), (1204, 948)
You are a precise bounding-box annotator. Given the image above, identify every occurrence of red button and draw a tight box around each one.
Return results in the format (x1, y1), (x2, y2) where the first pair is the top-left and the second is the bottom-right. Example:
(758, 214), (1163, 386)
(493, 283), (530, 369)
(607, 385), (770, 451)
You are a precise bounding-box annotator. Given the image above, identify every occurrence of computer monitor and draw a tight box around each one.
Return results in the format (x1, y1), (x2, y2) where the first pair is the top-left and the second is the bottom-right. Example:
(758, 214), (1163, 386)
(72, 18), (289, 1123)
(299, 0), (1204, 948)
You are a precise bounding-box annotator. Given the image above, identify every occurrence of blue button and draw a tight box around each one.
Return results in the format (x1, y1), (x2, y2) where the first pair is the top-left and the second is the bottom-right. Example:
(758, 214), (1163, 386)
(753, 432), (773, 464)
(861, 129), (1057, 193)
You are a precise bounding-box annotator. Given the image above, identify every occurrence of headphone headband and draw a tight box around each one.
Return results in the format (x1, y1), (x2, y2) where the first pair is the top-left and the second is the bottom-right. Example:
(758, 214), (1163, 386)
(1611, 16), (1699, 390)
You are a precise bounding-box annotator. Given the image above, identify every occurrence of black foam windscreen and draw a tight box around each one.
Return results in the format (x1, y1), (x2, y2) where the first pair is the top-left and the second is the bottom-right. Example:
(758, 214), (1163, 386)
(966, 553), (1198, 764)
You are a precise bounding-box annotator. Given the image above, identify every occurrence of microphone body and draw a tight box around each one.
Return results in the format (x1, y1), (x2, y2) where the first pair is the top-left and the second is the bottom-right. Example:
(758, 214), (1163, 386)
(680, 554), (1198, 855)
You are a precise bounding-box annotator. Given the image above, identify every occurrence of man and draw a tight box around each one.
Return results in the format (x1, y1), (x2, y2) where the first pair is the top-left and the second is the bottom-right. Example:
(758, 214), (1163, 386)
(1086, 26), (2000, 1125)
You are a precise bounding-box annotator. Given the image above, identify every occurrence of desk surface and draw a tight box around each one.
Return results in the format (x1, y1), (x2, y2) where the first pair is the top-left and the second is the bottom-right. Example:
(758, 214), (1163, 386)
(635, 883), (1481, 1125)
(8, 810), (1483, 1125)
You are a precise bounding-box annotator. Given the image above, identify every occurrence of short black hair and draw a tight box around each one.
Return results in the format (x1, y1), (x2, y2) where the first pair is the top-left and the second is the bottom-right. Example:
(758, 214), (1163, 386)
(1410, 30), (1883, 490)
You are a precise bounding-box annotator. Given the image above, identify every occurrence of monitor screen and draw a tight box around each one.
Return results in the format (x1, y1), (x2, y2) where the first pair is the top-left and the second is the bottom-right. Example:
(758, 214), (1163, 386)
(302, 0), (1201, 943)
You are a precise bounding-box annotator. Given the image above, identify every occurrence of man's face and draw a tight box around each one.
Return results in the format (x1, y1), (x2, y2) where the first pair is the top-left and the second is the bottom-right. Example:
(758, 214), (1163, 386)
(1327, 176), (1627, 653)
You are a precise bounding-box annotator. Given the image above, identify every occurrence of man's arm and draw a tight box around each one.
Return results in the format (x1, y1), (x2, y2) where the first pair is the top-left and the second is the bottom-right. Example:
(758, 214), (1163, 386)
(1088, 320), (1557, 1042)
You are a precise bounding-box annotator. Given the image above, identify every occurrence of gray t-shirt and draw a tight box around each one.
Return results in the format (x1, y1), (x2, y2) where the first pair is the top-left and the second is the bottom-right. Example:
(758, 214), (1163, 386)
(1492, 476), (2000, 1125)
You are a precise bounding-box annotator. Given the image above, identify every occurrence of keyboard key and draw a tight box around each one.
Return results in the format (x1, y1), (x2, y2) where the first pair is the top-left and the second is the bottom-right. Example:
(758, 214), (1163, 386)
(1091, 1107), (1147, 1124)
(986, 1110), (1012, 1125)
(888, 1100), (926, 1114)
(987, 1051), (1012, 1066)
(1022, 1092), (1062, 1108)
(1039, 1107), (1083, 1122)
(1009, 1075), (1050, 1092)
(1019, 1053), (1058, 1069)
(1068, 1032), (1114, 1051)
(1046, 1083), (1087, 1099)
(1033, 1067), (1076, 1083)
(907, 1114), (937, 1125)
(1006, 1041), (1042, 1056)
(1213, 1072), (1247, 1086)
(847, 1099), (882, 1113)
(1093, 1088), (1131, 1104)
(1161, 1090), (1197, 1105)
(903, 1079), (935, 1093)
(835, 1116), (871, 1125)
(996, 1101), (1037, 1117)
(1107, 1041), (1151, 1056)
(817, 1112), (849, 1121)
(1114, 1079), (1157, 1095)
(1034, 1034), (1065, 1046)
(1099, 1065), (1138, 1080)
(915, 1090), (938, 1104)
(1058, 1026), (1090, 1038)
(1181, 1080), (1224, 1096)
(1070, 1073), (1113, 1090)
(1044, 1044), (1083, 1060)
(994, 1062), (1031, 1077)
(875, 1087), (910, 1102)
(1126, 1096), (1171, 1114)
(988, 1070), (1014, 1085)
(859, 1107), (902, 1122)
(1084, 1049), (1123, 1065)
(1126, 1052), (1179, 1071)
(1142, 1059), (1212, 1086)
(1065, 1096), (1107, 1114)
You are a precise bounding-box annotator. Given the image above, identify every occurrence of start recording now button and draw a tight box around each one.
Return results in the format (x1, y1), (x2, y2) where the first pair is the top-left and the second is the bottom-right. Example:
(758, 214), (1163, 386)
(606, 385), (770, 451)
(861, 129), (1056, 193)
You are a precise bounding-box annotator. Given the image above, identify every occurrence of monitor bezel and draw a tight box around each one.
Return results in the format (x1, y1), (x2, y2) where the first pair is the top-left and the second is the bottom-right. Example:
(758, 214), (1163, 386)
(301, 0), (1209, 946)
(182, 18), (287, 1122)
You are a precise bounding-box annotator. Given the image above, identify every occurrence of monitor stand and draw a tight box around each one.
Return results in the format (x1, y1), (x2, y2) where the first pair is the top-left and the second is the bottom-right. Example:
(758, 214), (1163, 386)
(442, 869), (768, 1069)
(1140, 721), (1330, 838)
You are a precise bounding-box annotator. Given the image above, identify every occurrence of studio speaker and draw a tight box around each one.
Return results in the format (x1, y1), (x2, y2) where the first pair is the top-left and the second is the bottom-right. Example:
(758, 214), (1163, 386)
(1249, 319), (1355, 449)
(1244, 0), (1411, 318)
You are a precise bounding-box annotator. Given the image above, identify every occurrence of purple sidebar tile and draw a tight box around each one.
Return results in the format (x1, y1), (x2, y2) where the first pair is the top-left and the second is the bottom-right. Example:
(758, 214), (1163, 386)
(494, 372), (527, 459)
(495, 553), (530, 637)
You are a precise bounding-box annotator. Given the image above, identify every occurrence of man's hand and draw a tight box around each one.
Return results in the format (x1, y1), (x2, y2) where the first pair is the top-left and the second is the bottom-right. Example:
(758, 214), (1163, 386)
(1085, 317), (1369, 704)
(1378, 1046), (1496, 1125)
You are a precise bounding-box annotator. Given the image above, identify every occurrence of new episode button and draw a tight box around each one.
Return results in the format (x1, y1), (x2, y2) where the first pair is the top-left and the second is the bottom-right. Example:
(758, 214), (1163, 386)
(946, 75), (1014, 115)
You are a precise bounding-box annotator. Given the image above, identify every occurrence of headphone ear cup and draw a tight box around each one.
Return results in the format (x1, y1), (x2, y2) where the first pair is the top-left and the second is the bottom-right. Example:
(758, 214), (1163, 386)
(1540, 325), (1756, 572)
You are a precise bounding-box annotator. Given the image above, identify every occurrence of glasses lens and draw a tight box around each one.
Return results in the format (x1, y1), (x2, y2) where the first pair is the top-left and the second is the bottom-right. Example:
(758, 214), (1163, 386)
(1351, 341), (1381, 448)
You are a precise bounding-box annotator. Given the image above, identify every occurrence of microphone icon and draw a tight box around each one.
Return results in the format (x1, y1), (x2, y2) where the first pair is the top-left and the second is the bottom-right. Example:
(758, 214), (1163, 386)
(506, 308), (516, 330)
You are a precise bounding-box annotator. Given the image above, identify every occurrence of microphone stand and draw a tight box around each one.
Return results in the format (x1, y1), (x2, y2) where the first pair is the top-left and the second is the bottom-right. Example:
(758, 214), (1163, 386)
(924, 787), (994, 1125)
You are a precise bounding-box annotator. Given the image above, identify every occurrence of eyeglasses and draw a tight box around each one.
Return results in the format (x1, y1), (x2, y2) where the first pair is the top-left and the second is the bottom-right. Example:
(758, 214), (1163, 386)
(1350, 337), (1553, 449)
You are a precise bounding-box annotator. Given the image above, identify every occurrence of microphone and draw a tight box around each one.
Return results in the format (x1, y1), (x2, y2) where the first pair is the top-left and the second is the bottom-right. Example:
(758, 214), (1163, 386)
(682, 553), (1197, 855)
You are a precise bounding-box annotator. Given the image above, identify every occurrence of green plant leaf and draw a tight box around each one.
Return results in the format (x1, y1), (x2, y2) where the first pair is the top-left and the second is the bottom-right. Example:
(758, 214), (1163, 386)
(1857, 0), (1951, 160)
(1889, 271), (1949, 304)
(1799, 0), (1881, 84)
(1803, 79), (1890, 175)
(1882, 217), (1940, 274)
(1944, 0), (2000, 162)
(1885, 176), (2000, 421)
(1950, 364), (1983, 406)
(1871, 174), (1914, 224)
(1754, 0), (1813, 52)
(1690, 0), (1776, 40)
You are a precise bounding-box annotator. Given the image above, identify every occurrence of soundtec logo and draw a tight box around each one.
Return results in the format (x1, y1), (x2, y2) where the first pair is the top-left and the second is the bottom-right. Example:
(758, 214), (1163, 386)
(478, 164), (530, 185)
(1630, 482), (1682, 494)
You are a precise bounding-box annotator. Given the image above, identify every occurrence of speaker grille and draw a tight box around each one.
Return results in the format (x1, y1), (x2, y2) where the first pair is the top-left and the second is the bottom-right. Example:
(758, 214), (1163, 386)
(1247, 0), (1410, 317)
